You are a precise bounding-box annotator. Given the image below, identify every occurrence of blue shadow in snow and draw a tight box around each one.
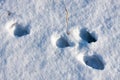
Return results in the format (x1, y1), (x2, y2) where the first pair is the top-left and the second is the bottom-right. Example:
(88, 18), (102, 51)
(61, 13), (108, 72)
(56, 34), (75, 48)
(84, 54), (105, 70)
(56, 37), (70, 48)
(14, 24), (30, 37)
(80, 28), (97, 43)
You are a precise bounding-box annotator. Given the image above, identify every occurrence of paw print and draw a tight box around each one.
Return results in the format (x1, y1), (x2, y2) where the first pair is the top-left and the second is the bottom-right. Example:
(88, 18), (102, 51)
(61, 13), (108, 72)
(6, 20), (30, 37)
(51, 27), (105, 70)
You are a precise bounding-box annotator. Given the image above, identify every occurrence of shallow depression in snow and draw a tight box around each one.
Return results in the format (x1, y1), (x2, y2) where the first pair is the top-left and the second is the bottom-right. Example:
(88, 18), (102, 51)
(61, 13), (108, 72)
(56, 36), (70, 48)
(14, 24), (30, 37)
(84, 54), (105, 70)
(6, 20), (30, 37)
(80, 28), (97, 43)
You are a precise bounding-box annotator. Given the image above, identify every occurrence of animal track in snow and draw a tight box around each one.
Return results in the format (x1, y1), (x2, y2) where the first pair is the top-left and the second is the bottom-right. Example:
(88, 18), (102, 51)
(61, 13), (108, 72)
(14, 24), (30, 37)
(80, 28), (97, 43)
(56, 36), (70, 48)
(51, 33), (74, 48)
(84, 54), (105, 70)
(6, 20), (30, 37)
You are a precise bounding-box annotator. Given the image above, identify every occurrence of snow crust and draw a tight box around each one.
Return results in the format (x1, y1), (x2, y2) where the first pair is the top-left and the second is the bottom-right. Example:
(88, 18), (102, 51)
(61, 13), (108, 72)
(0, 0), (120, 80)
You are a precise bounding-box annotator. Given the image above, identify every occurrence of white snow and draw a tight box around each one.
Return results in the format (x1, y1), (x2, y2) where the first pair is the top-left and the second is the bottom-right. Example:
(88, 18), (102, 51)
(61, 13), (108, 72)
(0, 0), (120, 80)
(5, 19), (17, 36)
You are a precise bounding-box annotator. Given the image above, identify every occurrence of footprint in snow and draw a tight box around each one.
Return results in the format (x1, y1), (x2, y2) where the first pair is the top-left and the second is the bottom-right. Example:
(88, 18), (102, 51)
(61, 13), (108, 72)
(56, 36), (70, 48)
(51, 33), (74, 48)
(6, 20), (30, 37)
(14, 24), (30, 37)
(80, 28), (97, 43)
(84, 54), (105, 70)
(51, 27), (105, 71)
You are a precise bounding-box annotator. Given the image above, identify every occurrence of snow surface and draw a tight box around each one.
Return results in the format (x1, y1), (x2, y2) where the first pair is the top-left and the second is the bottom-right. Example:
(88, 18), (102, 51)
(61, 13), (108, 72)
(0, 0), (120, 80)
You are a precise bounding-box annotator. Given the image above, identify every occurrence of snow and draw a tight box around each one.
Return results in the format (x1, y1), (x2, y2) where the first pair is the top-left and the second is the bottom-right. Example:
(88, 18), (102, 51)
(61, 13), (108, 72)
(0, 0), (120, 80)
